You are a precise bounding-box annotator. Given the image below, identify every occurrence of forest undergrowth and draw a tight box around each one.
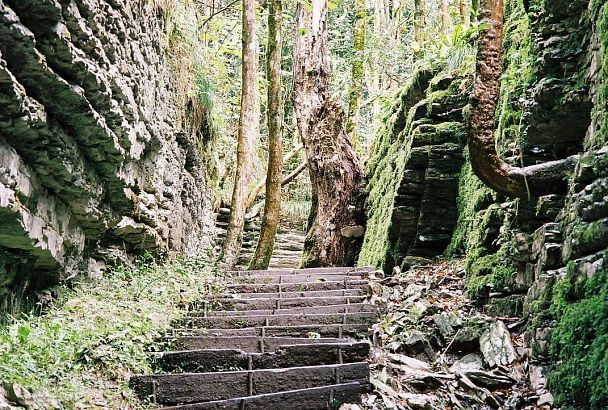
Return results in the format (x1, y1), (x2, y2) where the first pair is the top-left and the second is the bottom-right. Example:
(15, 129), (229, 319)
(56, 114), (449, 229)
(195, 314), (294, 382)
(0, 252), (223, 409)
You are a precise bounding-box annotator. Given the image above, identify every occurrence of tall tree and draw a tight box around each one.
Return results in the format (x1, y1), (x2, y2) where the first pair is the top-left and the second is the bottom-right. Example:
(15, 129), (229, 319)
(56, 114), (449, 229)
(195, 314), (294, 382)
(414, 0), (425, 44)
(459, 0), (470, 26)
(249, 0), (284, 269)
(468, 0), (577, 198)
(222, 0), (260, 269)
(345, 0), (367, 151)
(440, 0), (449, 33)
(293, 0), (367, 267)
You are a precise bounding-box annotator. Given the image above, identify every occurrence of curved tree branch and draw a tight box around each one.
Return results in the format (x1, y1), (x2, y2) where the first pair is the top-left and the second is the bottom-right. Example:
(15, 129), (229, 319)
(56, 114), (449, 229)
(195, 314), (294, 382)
(468, 0), (578, 198)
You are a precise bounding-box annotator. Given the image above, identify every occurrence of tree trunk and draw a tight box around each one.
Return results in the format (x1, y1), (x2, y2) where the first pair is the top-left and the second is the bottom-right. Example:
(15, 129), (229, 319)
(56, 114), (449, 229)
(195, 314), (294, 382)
(293, 0), (367, 268)
(222, 0), (259, 269)
(414, 0), (425, 44)
(468, 0), (577, 199)
(459, 0), (470, 26)
(345, 0), (367, 151)
(249, 0), (284, 270)
(441, 0), (449, 34)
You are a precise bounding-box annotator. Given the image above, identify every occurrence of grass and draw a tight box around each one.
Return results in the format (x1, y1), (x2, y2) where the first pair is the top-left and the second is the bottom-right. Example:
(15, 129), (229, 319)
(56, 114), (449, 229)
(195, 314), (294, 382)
(0, 251), (223, 409)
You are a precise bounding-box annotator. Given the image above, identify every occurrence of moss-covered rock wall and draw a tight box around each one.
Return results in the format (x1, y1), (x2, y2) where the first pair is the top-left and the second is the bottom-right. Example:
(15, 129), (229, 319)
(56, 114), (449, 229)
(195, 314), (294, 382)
(449, 0), (607, 407)
(359, 69), (471, 271)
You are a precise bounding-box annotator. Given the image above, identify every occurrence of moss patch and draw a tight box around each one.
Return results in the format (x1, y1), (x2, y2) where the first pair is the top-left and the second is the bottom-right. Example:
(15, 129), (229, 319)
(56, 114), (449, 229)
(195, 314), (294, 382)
(549, 265), (608, 409)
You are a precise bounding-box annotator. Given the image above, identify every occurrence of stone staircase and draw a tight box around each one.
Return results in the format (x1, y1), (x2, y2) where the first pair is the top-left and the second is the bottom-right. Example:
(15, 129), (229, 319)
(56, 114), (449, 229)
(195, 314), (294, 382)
(130, 267), (377, 409)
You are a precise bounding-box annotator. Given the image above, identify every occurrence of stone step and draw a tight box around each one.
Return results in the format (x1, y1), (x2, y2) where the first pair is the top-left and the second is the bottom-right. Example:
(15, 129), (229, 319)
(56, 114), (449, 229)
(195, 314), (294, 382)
(224, 280), (368, 293)
(169, 323), (372, 338)
(152, 342), (370, 372)
(208, 296), (368, 311)
(182, 312), (378, 329)
(166, 336), (351, 353)
(130, 362), (370, 405)
(228, 274), (367, 284)
(228, 267), (372, 276)
(215, 288), (365, 300)
(201, 303), (375, 317)
(157, 382), (370, 409)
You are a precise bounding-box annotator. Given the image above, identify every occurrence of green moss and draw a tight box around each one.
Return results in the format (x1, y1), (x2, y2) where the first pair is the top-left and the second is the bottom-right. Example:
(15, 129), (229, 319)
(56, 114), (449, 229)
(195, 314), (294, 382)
(360, 68), (470, 269)
(548, 267), (608, 408)
(495, 0), (536, 154)
(589, 2), (608, 148)
(447, 153), (495, 255)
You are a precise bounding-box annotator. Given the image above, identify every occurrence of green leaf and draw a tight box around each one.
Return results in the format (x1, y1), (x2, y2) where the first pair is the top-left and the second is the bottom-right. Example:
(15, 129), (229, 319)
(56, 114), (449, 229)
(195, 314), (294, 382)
(17, 325), (30, 344)
(327, 0), (338, 10)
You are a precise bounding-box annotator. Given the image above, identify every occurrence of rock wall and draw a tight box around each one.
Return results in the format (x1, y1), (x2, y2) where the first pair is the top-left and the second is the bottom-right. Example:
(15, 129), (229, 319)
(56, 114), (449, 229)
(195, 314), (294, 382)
(359, 69), (471, 272)
(451, 0), (607, 407)
(0, 0), (213, 299)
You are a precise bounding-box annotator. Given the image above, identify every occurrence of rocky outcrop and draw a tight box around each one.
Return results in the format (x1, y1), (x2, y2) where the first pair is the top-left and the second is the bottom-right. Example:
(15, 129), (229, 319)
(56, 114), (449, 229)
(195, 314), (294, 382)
(0, 1), (213, 298)
(359, 69), (471, 272)
(452, 0), (607, 407)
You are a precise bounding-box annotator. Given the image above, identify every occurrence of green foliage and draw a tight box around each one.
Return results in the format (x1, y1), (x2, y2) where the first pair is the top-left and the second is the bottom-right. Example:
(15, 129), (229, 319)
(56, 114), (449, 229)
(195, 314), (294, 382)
(549, 266), (608, 409)
(0, 253), (222, 408)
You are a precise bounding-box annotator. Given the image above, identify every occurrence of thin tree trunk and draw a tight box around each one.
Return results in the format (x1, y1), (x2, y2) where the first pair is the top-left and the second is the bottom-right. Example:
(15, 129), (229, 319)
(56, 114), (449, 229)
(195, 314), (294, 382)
(441, 0), (449, 34)
(245, 144), (303, 209)
(459, 0), (470, 25)
(345, 0), (367, 151)
(293, 0), (367, 267)
(249, 0), (284, 269)
(468, 0), (577, 198)
(222, 0), (259, 269)
(414, 0), (425, 44)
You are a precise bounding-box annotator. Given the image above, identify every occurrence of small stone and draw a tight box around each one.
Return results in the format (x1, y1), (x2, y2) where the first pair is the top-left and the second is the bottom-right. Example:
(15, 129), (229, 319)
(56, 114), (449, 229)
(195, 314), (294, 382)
(479, 320), (517, 367)
(538, 392), (554, 406)
(449, 353), (483, 373)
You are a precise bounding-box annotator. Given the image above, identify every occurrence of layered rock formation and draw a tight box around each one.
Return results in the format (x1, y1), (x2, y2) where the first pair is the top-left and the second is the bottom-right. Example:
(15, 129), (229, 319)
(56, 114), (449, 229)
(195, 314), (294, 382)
(0, 1), (213, 298)
(359, 69), (471, 272)
(450, 0), (607, 407)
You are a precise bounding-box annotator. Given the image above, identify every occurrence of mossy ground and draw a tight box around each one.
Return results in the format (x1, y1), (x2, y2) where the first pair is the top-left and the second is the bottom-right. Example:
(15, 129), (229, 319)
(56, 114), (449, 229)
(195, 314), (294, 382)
(0, 252), (223, 409)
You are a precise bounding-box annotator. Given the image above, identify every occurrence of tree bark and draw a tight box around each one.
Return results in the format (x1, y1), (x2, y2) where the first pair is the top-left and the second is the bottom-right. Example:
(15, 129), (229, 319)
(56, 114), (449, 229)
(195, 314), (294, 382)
(414, 0), (425, 44)
(345, 0), (367, 151)
(468, 0), (577, 199)
(459, 0), (470, 26)
(249, 0), (284, 269)
(222, 0), (260, 269)
(293, 0), (367, 268)
(441, 0), (449, 34)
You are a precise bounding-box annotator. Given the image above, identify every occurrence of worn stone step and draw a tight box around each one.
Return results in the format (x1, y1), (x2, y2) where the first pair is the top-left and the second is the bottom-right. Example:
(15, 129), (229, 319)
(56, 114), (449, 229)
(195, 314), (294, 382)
(166, 336), (350, 353)
(228, 267), (372, 276)
(157, 382), (370, 409)
(224, 280), (369, 293)
(228, 274), (368, 285)
(152, 342), (370, 372)
(169, 323), (372, 338)
(208, 296), (368, 311)
(183, 312), (378, 329)
(130, 362), (370, 405)
(215, 288), (366, 300)
(201, 303), (376, 317)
